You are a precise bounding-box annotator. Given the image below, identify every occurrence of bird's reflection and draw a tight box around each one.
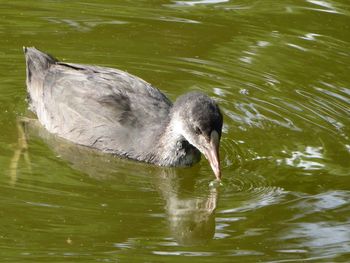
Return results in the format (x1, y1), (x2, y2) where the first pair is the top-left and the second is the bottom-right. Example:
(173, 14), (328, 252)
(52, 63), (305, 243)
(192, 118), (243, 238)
(14, 118), (218, 246)
(156, 169), (217, 246)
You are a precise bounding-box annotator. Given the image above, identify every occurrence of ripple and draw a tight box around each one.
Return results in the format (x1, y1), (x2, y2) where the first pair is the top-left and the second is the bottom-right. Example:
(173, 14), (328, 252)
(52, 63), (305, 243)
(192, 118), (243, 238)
(219, 171), (287, 214)
(277, 146), (325, 170)
(290, 190), (349, 217)
(305, 0), (341, 14)
(172, 0), (230, 7)
(220, 138), (245, 168)
(46, 17), (128, 32)
(280, 222), (350, 257)
(214, 170), (287, 242)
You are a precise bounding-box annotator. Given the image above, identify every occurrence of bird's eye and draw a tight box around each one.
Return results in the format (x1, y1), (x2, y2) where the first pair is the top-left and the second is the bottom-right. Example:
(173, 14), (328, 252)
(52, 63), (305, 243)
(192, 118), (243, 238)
(194, 126), (202, 135)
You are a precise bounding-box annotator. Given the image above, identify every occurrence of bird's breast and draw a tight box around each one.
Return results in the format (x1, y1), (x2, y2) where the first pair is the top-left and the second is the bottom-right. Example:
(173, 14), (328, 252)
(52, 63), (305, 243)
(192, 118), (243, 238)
(174, 140), (201, 167)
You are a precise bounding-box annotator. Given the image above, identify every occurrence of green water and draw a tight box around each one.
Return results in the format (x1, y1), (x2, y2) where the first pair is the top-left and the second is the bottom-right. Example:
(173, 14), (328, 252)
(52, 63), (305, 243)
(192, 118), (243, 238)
(1, 0), (350, 262)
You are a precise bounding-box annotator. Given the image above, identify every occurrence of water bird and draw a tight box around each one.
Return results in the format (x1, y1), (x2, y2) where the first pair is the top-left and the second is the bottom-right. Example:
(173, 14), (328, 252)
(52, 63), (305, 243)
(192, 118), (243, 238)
(24, 47), (223, 179)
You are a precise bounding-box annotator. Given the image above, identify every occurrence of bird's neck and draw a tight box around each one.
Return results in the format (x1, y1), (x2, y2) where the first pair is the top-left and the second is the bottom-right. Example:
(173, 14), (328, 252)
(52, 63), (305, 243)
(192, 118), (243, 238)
(154, 117), (200, 167)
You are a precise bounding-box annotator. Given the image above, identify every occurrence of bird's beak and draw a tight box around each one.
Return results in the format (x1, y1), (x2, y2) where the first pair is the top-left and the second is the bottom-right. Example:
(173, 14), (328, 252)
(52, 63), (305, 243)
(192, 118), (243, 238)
(204, 130), (221, 180)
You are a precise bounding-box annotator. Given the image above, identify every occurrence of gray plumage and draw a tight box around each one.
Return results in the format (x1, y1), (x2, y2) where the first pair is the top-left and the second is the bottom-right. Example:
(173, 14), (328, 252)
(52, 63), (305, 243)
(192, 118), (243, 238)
(24, 47), (223, 177)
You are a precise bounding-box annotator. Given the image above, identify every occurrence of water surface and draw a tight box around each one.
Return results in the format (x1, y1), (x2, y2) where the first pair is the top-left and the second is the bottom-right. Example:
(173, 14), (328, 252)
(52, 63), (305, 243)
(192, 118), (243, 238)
(1, 0), (350, 262)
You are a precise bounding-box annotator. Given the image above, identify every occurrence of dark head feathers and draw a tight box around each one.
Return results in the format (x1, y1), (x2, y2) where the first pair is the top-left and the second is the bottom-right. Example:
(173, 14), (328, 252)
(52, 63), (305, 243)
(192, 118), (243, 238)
(172, 92), (223, 138)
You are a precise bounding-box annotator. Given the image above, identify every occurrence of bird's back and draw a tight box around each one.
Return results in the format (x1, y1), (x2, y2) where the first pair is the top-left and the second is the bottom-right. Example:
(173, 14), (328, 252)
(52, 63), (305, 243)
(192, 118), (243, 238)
(24, 47), (172, 159)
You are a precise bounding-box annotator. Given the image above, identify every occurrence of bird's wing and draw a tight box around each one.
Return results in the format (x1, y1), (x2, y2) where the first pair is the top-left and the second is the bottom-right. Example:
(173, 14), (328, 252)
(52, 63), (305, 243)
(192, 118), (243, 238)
(41, 62), (172, 157)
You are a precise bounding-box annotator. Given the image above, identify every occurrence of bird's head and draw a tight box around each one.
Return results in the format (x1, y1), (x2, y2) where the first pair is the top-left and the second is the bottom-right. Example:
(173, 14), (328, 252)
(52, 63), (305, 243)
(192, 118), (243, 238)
(171, 92), (223, 180)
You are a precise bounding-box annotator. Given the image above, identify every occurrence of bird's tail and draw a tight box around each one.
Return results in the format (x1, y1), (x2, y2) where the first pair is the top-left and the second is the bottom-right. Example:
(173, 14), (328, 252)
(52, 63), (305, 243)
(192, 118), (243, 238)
(23, 47), (57, 113)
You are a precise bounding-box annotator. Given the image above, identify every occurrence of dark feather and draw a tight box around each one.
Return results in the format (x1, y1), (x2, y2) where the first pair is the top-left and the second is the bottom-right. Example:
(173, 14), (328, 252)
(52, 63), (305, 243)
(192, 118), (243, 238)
(25, 48), (171, 159)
